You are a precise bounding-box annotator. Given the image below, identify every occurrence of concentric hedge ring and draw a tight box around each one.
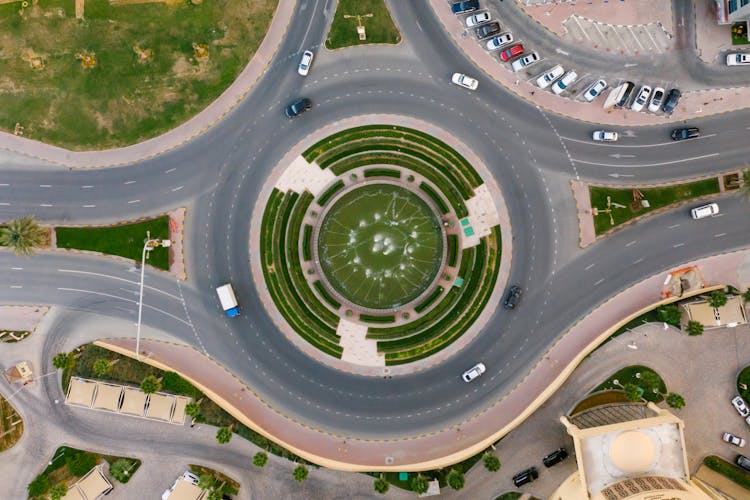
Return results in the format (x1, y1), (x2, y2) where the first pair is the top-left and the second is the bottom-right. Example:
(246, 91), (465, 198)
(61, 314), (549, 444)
(259, 125), (502, 365)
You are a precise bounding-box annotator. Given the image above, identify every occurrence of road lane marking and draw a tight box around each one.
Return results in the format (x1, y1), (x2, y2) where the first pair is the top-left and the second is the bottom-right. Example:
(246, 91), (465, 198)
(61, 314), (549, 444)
(81, 185), (94, 189)
(165, 168), (176, 173)
(57, 287), (190, 325)
(11, 267), (23, 270)
(626, 240), (637, 246)
(0, 183), (9, 186)
(124, 180), (136, 184)
(714, 233), (727, 238)
(40, 204), (53, 207)
(570, 153), (719, 167)
(673, 242), (685, 248)
(633, 258), (644, 264)
(0, 203), (9, 206)
(668, 223), (680, 229)
(584, 263), (595, 270)
(128, 199), (141, 204)
(82, 204), (96, 208)
(171, 185), (184, 192)
(9, 285), (22, 289)
(594, 278), (605, 286)
(57, 269), (181, 300)
(561, 133), (716, 147)
(39, 184), (51, 187)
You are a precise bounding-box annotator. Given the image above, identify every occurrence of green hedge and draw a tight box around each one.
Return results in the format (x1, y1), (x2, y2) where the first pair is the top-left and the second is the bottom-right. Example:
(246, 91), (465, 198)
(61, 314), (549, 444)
(447, 234), (459, 267)
(261, 189), (285, 268)
(360, 314), (396, 324)
(704, 455), (750, 490)
(414, 286), (444, 314)
(317, 180), (345, 206)
(313, 281), (341, 310)
(364, 167), (401, 179)
(302, 224), (313, 261)
(420, 182), (450, 214)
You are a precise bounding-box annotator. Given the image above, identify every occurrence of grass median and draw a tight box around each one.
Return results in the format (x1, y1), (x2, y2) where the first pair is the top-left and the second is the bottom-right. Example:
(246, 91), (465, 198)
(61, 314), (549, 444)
(326, 0), (401, 49)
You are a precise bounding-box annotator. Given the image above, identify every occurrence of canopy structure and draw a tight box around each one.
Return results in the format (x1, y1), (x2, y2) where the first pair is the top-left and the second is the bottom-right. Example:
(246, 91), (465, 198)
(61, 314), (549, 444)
(66, 378), (97, 408)
(92, 383), (123, 412)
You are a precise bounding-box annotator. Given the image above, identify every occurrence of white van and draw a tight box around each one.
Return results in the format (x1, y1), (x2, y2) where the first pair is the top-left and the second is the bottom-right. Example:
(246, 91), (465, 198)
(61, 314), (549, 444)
(691, 203), (719, 220)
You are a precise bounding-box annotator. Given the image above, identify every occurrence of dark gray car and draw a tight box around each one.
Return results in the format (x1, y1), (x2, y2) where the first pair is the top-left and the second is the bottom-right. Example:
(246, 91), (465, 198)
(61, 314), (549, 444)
(285, 98), (312, 118)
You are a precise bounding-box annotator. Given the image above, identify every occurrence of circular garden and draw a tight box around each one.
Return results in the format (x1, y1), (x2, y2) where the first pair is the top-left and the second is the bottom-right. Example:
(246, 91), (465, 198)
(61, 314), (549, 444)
(259, 125), (502, 365)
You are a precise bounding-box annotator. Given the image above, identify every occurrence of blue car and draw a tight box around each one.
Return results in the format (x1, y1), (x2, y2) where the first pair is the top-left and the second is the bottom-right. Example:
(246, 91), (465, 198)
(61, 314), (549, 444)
(451, 0), (479, 14)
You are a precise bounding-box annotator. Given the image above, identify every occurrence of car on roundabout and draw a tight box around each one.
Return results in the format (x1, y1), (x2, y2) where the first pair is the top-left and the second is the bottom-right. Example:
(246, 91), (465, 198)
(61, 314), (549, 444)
(503, 285), (522, 309)
(451, 73), (479, 90)
(297, 50), (314, 76)
(671, 127), (699, 141)
(284, 97), (312, 118)
(592, 131), (618, 142)
(462, 362), (486, 382)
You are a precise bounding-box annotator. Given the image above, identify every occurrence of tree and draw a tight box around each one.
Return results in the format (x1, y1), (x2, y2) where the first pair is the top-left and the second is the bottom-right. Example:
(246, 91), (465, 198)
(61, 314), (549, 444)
(140, 375), (161, 394)
(53, 352), (70, 370)
(293, 464), (308, 482)
(27, 474), (50, 496)
(657, 304), (681, 327)
(482, 452), (501, 472)
(0, 215), (47, 256)
(66, 452), (97, 477)
(185, 402), (201, 419)
(207, 490), (222, 500)
(410, 474), (429, 494)
(216, 426), (233, 444)
(742, 169), (750, 199)
(667, 392), (686, 409)
(50, 483), (67, 500)
(708, 290), (728, 308)
(92, 359), (111, 377)
(198, 474), (213, 490)
(446, 469), (465, 491)
(623, 383), (642, 402)
(252, 451), (268, 468)
(743, 288), (750, 302)
(109, 459), (134, 483)
(638, 371), (662, 394)
(373, 475), (389, 494)
(686, 320), (704, 336)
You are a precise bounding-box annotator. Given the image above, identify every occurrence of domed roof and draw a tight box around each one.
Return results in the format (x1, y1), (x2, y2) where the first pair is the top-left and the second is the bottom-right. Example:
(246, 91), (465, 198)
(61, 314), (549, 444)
(609, 430), (655, 473)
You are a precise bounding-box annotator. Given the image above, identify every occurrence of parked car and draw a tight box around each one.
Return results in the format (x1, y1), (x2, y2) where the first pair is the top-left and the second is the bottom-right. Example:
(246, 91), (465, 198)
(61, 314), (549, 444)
(466, 11), (491, 27)
(614, 81), (635, 108)
(462, 362), (486, 382)
(691, 202), (719, 220)
(486, 32), (514, 50)
(451, 73), (479, 90)
(543, 447), (569, 467)
(511, 52), (540, 72)
(630, 85), (652, 112)
(583, 79), (607, 102)
(536, 65), (564, 89)
(662, 88), (681, 114)
(723, 432), (746, 447)
(671, 127), (699, 141)
(552, 70), (577, 95)
(451, 0), (479, 14)
(648, 87), (665, 113)
(512, 467), (538, 487)
(475, 21), (501, 40)
(503, 285), (522, 310)
(726, 52), (750, 65)
(592, 131), (618, 142)
(499, 44), (524, 62)
(737, 455), (750, 472)
(297, 50), (314, 76)
(284, 97), (312, 118)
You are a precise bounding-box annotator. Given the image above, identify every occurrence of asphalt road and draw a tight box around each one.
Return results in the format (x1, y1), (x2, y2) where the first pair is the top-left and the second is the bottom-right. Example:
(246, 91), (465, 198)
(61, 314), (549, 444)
(2, 0), (750, 451)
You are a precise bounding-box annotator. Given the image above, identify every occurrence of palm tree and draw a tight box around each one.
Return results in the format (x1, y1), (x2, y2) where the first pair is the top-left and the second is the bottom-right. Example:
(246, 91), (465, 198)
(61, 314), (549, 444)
(666, 392), (686, 409)
(198, 474), (213, 490)
(373, 474), (389, 494)
(216, 427), (232, 444)
(482, 452), (501, 472)
(253, 451), (268, 468)
(0, 216), (47, 256)
(92, 359), (111, 377)
(657, 304), (681, 326)
(446, 469), (465, 490)
(708, 290), (728, 308)
(293, 464), (308, 482)
(686, 320), (704, 336)
(207, 491), (222, 500)
(140, 375), (161, 394)
(185, 402), (201, 419)
(638, 371), (662, 394)
(410, 474), (428, 494)
(52, 352), (70, 370)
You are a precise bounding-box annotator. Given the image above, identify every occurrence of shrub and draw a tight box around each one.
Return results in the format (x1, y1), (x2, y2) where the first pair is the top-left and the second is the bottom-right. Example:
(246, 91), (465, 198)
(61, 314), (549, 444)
(92, 359), (111, 377)
(140, 375), (161, 394)
(185, 402), (201, 419)
(623, 383), (642, 402)
(411, 474), (429, 494)
(638, 371), (662, 393)
(293, 464), (308, 482)
(50, 483), (67, 500)
(373, 476), (389, 494)
(446, 469), (465, 490)
(27, 474), (50, 496)
(253, 452), (268, 468)
(53, 352), (69, 370)
(667, 392), (686, 409)
(162, 371), (200, 397)
(686, 320), (704, 336)
(743, 288), (750, 302)
(109, 459), (137, 483)
(708, 290), (728, 308)
(483, 452), (501, 472)
(216, 427), (233, 444)
(656, 304), (681, 327)
(66, 452), (97, 477)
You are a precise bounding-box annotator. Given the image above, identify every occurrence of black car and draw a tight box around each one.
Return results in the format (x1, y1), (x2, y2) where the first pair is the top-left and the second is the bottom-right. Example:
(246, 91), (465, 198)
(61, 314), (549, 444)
(284, 98), (312, 118)
(737, 454), (750, 472)
(475, 21), (501, 40)
(503, 285), (522, 310)
(451, 0), (479, 14)
(512, 467), (538, 487)
(662, 88), (681, 114)
(614, 81), (635, 109)
(671, 127), (699, 141)
(543, 447), (569, 467)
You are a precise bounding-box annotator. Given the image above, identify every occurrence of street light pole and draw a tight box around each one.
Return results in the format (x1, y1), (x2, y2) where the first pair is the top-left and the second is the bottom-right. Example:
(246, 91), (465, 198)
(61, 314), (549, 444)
(136, 231), (171, 361)
(609, 335), (638, 350)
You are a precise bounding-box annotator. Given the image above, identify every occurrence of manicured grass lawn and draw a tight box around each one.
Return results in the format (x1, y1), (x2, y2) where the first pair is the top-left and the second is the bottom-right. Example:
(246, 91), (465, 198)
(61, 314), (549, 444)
(56, 216), (169, 270)
(0, 395), (23, 451)
(326, 0), (401, 49)
(704, 455), (750, 490)
(731, 22), (749, 45)
(0, 0), (277, 150)
(594, 365), (666, 403)
(738, 365), (750, 403)
(570, 390), (631, 415)
(589, 178), (720, 235)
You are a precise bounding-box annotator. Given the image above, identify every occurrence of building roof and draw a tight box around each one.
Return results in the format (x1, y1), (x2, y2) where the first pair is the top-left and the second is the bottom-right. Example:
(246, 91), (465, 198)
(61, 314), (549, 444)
(66, 378), (97, 408)
(172, 396), (189, 424)
(167, 479), (205, 500)
(145, 393), (174, 421)
(120, 388), (147, 416)
(92, 383), (123, 412)
(684, 296), (747, 329)
(77, 465), (113, 499)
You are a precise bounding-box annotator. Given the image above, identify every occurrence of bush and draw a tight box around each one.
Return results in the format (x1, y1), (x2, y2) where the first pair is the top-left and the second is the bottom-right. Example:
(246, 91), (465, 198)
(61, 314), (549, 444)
(411, 474), (429, 494)
(109, 459), (137, 483)
(27, 474), (50, 497)
(66, 451), (97, 477)
(293, 464), (308, 482)
(162, 372), (200, 397)
(216, 427), (233, 444)
(738, 366), (750, 402)
(446, 469), (465, 490)
(140, 375), (161, 394)
(253, 452), (268, 468)
(50, 483), (67, 500)
(666, 392), (686, 409)
(483, 452), (501, 472)
(623, 383), (642, 402)
(704, 455), (750, 490)
(92, 359), (111, 377)
(657, 304), (681, 327)
(686, 320), (704, 336)
(708, 290), (728, 308)
(373, 476), (389, 494)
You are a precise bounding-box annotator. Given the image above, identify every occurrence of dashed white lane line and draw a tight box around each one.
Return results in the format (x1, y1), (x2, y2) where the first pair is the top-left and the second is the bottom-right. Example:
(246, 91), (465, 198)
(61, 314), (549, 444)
(82, 204), (96, 208)
(9, 285), (22, 289)
(124, 180), (136, 185)
(0, 202), (10, 206)
(714, 233), (727, 238)
(594, 278), (605, 286)
(584, 263), (595, 270)
(165, 168), (177, 173)
(668, 223), (680, 229)
(82, 185), (94, 189)
(673, 242), (685, 248)
(625, 240), (637, 246)
(171, 186), (184, 192)
(39, 184), (51, 188)
(11, 267), (23, 270)
(40, 204), (53, 207)
(128, 199), (141, 204)
(633, 258), (644, 264)
(0, 183), (9, 187)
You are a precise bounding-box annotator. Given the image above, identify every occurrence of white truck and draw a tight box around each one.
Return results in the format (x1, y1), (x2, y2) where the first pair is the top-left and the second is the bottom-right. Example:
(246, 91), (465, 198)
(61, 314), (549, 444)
(216, 284), (240, 317)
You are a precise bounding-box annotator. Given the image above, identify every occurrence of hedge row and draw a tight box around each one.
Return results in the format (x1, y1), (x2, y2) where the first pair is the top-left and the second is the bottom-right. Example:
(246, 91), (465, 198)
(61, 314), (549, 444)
(261, 189), (285, 268)
(704, 455), (750, 490)
(420, 182), (450, 214)
(414, 286), (445, 314)
(302, 224), (313, 261)
(317, 180), (345, 207)
(446, 234), (458, 267)
(364, 168), (401, 179)
(313, 280), (341, 310)
(360, 314), (396, 324)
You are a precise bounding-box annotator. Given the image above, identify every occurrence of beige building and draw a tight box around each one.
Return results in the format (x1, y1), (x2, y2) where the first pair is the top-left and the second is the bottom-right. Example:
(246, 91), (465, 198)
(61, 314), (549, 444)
(552, 403), (717, 500)
(684, 296), (747, 330)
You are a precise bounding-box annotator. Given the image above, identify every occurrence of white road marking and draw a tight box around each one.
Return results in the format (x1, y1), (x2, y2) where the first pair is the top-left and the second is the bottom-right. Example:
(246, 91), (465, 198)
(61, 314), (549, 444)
(673, 242), (685, 248)
(82, 204), (96, 208)
(57, 287), (190, 325)
(10, 285), (23, 288)
(0, 183), (9, 187)
(40, 204), (53, 207)
(11, 267), (23, 270)
(594, 278), (605, 286)
(81, 185), (94, 189)
(584, 263), (595, 270)
(561, 133), (716, 147)
(714, 233), (727, 238)
(57, 269), (181, 300)
(124, 180), (136, 185)
(171, 185), (184, 192)
(39, 184), (51, 188)
(626, 240), (637, 246)
(165, 168), (176, 173)
(633, 258), (644, 264)
(128, 199), (141, 204)
(571, 153), (719, 167)
(668, 223), (680, 229)
(0, 202), (10, 206)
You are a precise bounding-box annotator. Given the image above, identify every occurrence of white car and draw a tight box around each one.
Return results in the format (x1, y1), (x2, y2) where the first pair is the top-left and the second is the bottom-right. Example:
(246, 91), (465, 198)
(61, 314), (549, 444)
(466, 12), (491, 27)
(486, 33), (514, 50)
(162, 471), (200, 500)
(462, 362), (486, 382)
(592, 131), (618, 142)
(451, 73), (478, 90)
(648, 87), (665, 113)
(723, 432), (747, 447)
(552, 70), (577, 95)
(732, 396), (750, 417)
(511, 52), (539, 72)
(630, 85), (652, 112)
(297, 50), (314, 76)
(691, 203), (719, 220)
(727, 53), (750, 65)
(536, 65), (564, 89)
(583, 79), (607, 102)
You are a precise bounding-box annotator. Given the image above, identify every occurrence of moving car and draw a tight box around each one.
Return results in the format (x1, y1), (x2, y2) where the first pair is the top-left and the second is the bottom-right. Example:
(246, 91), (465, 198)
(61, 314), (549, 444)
(284, 97), (312, 118)
(475, 21), (501, 40)
(486, 33), (514, 50)
(691, 202), (719, 220)
(552, 70), (577, 95)
(583, 79), (607, 102)
(536, 65), (564, 89)
(727, 52), (750, 66)
(462, 362), (486, 382)
(662, 88), (681, 114)
(592, 131), (618, 142)
(499, 44), (524, 62)
(451, 0), (479, 14)
(614, 81), (635, 108)
(503, 285), (522, 310)
(723, 432), (746, 447)
(512, 467), (538, 487)
(511, 52), (540, 72)
(451, 73), (479, 90)
(297, 50), (314, 76)
(737, 455), (750, 472)
(648, 87), (664, 113)
(630, 85), (652, 112)
(466, 11), (491, 27)
(671, 127), (699, 141)
(543, 447), (569, 467)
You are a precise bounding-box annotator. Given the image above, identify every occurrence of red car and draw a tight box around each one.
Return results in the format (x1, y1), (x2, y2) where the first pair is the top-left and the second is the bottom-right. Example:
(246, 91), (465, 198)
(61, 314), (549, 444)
(500, 44), (524, 62)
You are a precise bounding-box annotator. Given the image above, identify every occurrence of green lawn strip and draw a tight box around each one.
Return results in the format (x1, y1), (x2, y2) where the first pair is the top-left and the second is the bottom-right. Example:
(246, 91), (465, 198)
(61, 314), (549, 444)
(302, 224), (313, 261)
(0, 395), (23, 452)
(35, 445), (141, 490)
(360, 314), (396, 324)
(317, 180), (346, 206)
(325, 0), (401, 49)
(420, 182), (450, 214)
(313, 281), (341, 309)
(594, 365), (666, 403)
(447, 234), (459, 267)
(56, 216), (169, 270)
(414, 286), (445, 314)
(569, 390), (632, 415)
(261, 189), (284, 267)
(364, 167), (401, 178)
(738, 366), (750, 403)
(589, 178), (720, 235)
(704, 455), (750, 490)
